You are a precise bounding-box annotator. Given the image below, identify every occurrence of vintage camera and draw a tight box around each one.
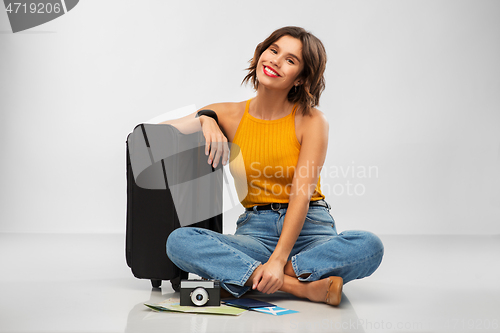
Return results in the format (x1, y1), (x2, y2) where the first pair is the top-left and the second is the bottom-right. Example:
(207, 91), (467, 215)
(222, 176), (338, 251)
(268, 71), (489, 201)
(179, 279), (221, 307)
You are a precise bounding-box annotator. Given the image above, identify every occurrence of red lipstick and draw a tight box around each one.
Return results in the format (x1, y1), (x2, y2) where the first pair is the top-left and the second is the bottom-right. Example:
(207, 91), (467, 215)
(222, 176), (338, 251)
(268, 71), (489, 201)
(263, 65), (280, 78)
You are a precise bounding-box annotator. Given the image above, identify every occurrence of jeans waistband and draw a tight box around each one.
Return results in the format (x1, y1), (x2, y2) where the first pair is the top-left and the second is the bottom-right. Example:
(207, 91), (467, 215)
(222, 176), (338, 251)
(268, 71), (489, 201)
(245, 199), (330, 212)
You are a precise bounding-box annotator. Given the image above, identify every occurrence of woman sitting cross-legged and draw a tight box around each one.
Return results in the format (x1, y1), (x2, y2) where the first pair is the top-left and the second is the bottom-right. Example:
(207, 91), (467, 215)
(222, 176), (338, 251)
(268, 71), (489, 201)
(165, 26), (384, 306)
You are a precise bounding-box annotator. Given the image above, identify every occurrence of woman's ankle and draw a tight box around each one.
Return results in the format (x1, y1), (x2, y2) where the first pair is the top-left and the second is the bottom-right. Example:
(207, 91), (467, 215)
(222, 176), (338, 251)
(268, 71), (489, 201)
(280, 274), (308, 298)
(284, 260), (296, 277)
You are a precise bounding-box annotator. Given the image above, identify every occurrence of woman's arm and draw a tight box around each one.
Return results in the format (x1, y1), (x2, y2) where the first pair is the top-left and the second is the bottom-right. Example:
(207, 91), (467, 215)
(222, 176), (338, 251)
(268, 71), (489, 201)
(158, 111), (202, 135)
(251, 110), (330, 294)
(159, 107), (230, 168)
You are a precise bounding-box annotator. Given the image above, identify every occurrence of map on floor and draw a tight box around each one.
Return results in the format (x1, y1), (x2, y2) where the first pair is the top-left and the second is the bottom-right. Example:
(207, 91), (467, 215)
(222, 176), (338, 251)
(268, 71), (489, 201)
(144, 298), (246, 316)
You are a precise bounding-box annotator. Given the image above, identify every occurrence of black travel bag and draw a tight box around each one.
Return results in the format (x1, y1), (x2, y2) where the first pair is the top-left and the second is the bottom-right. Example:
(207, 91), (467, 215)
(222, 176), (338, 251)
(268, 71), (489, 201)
(125, 124), (223, 290)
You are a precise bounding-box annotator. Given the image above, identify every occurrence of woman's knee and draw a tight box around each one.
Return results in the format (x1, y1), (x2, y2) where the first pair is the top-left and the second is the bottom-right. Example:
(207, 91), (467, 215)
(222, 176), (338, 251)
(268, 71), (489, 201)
(363, 231), (384, 257)
(358, 231), (384, 276)
(347, 230), (384, 279)
(166, 227), (196, 259)
(342, 230), (384, 260)
(342, 230), (383, 252)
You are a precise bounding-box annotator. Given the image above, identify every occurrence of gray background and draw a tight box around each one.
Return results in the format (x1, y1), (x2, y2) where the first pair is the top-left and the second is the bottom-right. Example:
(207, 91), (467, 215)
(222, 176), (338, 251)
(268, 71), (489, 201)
(0, 0), (499, 235)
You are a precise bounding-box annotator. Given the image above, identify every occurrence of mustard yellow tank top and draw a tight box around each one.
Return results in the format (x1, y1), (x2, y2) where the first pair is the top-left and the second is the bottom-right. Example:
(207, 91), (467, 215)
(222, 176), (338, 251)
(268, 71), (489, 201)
(229, 99), (325, 208)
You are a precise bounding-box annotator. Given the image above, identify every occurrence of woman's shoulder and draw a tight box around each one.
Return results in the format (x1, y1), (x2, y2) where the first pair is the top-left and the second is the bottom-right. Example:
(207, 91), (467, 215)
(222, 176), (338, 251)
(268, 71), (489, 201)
(305, 108), (329, 135)
(296, 107), (329, 143)
(301, 107), (328, 122)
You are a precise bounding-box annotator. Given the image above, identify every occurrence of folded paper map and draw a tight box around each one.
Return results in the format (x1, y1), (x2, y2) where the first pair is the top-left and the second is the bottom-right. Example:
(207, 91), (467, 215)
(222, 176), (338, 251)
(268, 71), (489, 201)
(144, 298), (246, 316)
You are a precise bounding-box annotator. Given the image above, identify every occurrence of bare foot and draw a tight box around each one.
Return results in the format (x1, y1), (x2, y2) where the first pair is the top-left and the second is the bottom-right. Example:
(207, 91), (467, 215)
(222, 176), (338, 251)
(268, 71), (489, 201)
(305, 276), (343, 306)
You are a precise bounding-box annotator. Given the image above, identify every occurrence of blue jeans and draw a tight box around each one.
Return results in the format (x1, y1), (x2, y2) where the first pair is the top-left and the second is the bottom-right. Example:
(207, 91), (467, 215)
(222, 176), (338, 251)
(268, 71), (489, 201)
(166, 204), (384, 298)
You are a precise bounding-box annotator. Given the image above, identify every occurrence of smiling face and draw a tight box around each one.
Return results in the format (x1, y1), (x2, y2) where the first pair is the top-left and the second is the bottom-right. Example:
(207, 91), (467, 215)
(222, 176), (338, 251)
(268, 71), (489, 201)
(256, 35), (304, 92)
(242, 26), (327, 115)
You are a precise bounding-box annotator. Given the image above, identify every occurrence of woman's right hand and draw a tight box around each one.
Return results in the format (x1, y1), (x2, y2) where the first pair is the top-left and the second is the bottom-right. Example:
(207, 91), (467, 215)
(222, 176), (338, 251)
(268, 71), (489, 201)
(199, 115), (229, 168)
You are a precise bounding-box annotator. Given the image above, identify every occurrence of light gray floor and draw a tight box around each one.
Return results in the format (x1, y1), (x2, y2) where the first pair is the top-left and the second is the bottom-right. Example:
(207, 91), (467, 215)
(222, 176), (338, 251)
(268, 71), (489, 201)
(0, 233), (499, 333)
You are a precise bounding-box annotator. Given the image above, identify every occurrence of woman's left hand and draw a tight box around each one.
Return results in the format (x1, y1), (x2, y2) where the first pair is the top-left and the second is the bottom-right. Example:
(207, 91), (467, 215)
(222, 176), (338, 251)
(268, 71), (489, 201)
(251, 259), (285, 294)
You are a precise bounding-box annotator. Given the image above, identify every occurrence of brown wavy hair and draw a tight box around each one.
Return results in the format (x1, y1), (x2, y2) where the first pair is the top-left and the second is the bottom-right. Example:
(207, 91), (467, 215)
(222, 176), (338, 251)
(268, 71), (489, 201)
(242, 26), (327, 116)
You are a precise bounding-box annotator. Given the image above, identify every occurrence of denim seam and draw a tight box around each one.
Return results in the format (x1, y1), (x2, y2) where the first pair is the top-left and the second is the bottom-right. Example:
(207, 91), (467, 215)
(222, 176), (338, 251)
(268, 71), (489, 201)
(291, 256), (311, 279)
(238, 260), (262, 286)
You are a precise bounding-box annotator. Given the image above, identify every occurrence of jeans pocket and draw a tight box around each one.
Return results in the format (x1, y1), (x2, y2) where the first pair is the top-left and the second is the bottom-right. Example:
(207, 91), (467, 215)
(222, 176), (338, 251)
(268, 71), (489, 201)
(236, 211), (251, 228)
(304, 207), (335, 226)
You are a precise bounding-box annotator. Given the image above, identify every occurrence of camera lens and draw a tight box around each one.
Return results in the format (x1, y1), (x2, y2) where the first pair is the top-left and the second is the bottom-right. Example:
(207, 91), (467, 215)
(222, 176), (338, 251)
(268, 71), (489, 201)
(190, 287), (209, 306)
